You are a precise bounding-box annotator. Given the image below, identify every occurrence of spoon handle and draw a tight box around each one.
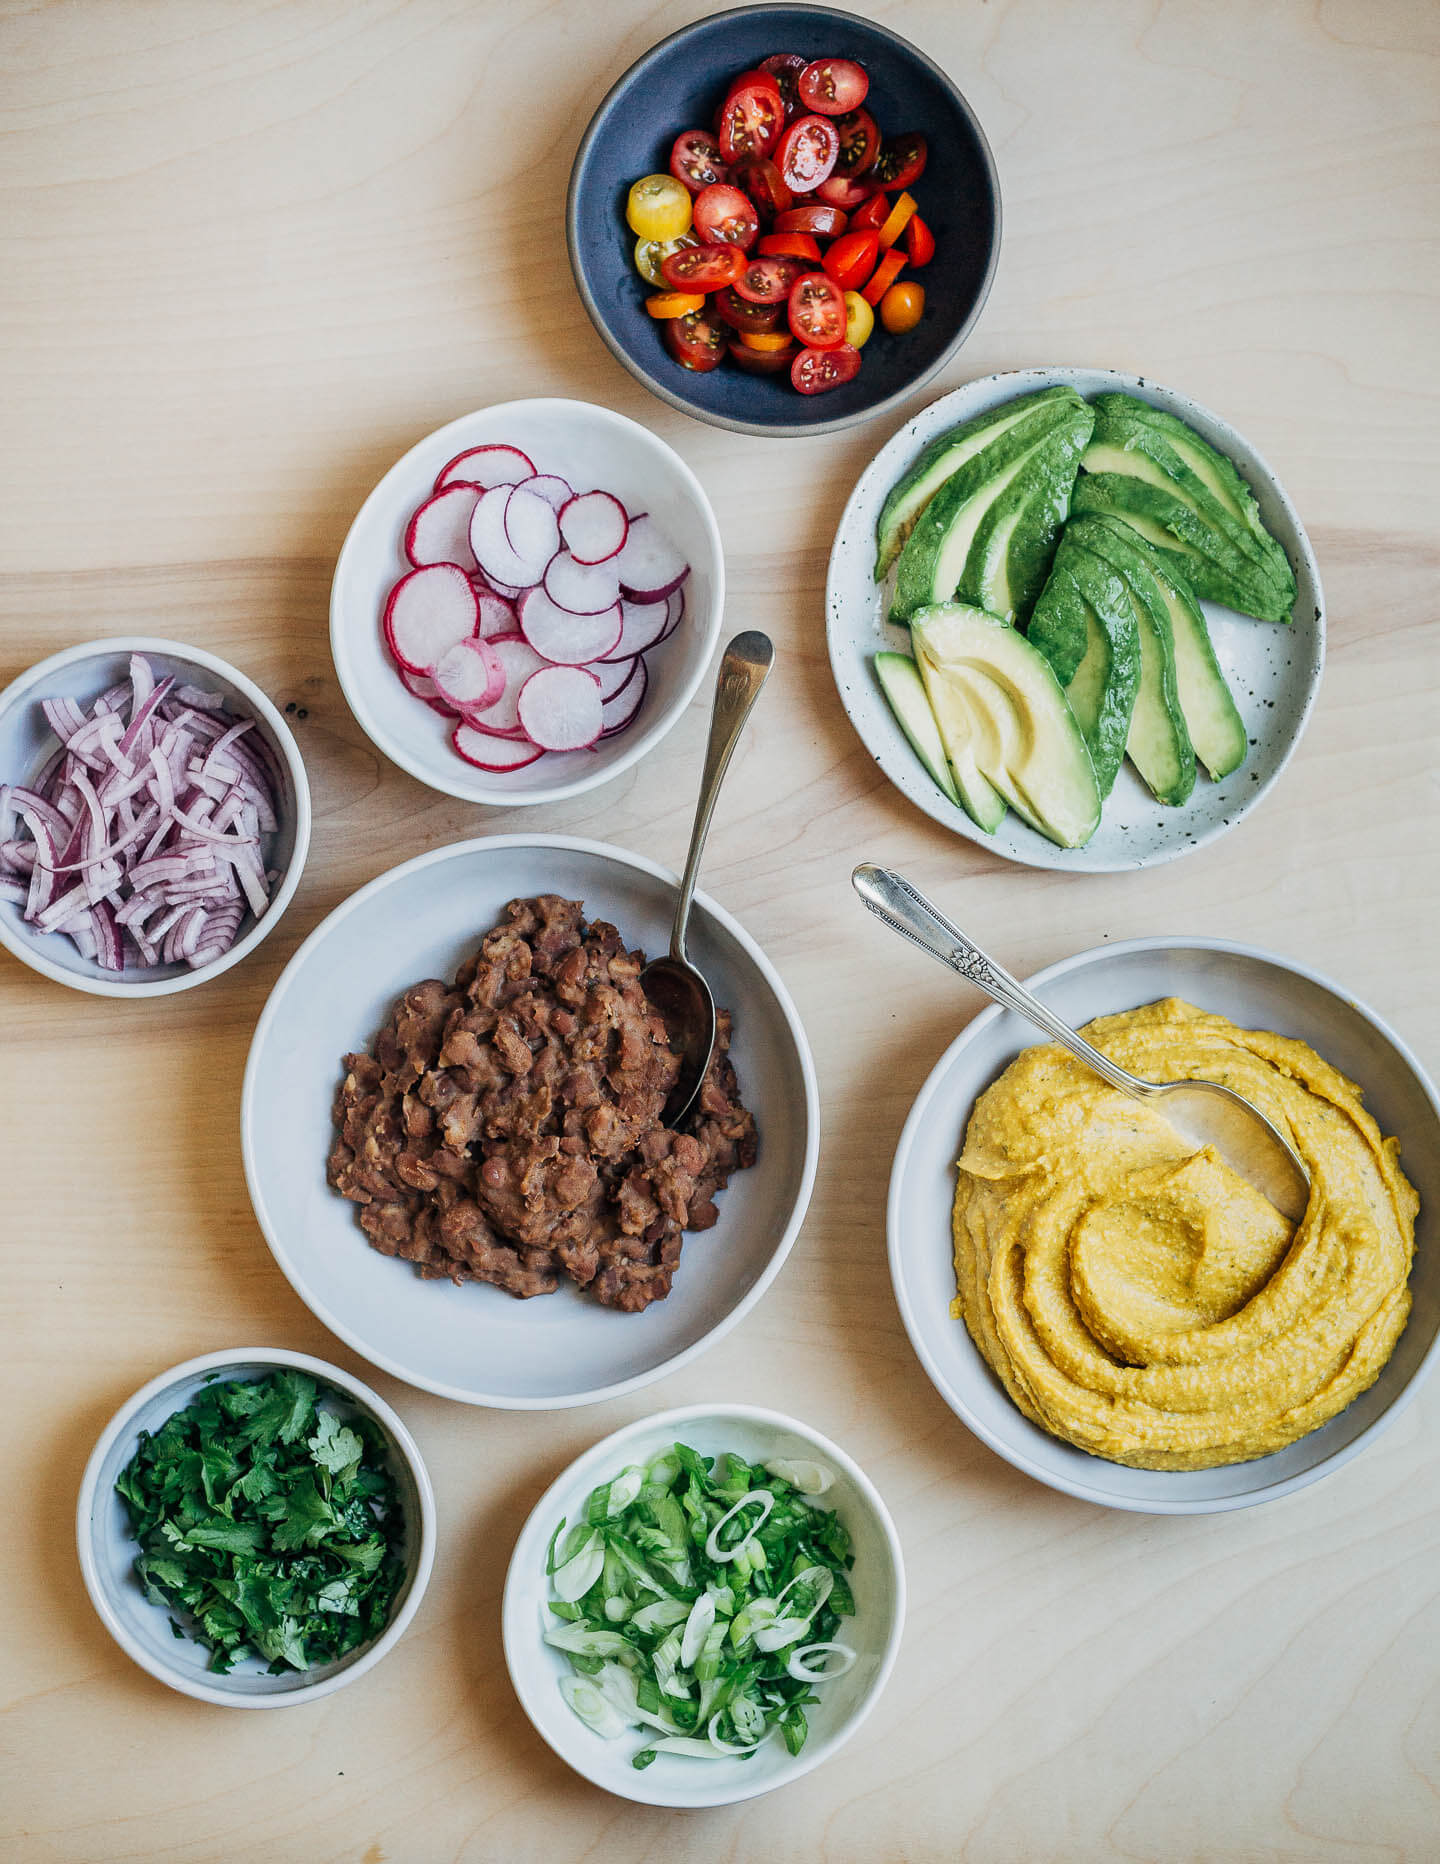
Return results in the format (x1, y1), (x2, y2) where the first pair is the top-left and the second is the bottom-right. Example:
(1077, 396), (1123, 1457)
(670, 632), (774, 964)
(850, 863), (1149, 1103)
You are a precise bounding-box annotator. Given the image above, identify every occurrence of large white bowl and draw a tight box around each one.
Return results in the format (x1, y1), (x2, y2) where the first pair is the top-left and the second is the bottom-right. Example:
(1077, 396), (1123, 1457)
(501, 1404), (906, 1807)
(888, 937), (1440, 1513)
(0, 637), (310, 996)
(76, 1347), (436, 1707)
(242, 836), (819, 1407)
(330, 399), (724, 806)
(827, 367), (1325, 873)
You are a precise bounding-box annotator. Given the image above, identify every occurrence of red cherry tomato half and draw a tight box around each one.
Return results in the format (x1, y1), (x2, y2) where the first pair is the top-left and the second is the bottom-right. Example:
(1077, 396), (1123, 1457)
(906, 213), (936, 267)
(758, 52), (808, 118)
(774, 202), (848, 239)
(728, 336), (796, 375)
(758, 231), (822, 262)
(775, 113), (840, 193)
(797, 57), (869, 116)
(660, 241), (746, 292)
(792, 341), (862, 394)
(664, 309), (726, 371)
(817, 173), (875, 211)
(871, 131), (929, 191)
(822, 230), (880, 292)
(849, 192), (890, 232)
(833, 108), (881, 177)
(787, 270), (849, 349)
(728, 156), (792, 219)
(670, 128), (728, 194)
(717, 81), (785, 163)
(723, 66), (782, 102)
(714, 286), (785, 334)
(692, 183), (760, 250)
(732, 252), (804, 304)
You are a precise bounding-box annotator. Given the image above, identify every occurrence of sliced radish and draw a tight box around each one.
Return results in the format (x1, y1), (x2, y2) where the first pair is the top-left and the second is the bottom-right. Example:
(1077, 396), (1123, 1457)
(615, 515), (689, 602)
(503, 487), (562, 585)
(475, 592), (518, 639)
(595, 656), (639, 703)
(452, 722), (543, 771)
(405, 484), (480, 572)
(600, 659), (649, 738)
(516, 665), (604, 751)
(558, 491), (628, 565)
(599, 596), (671, 663)
(383, 565), (479, 674)
(655, 584), (685, 643)
(435, 444), (534, 493)
(399, 666), (458, 718)
(466, 632), (548, 735)
(544, 550), (622, 616)
(469, 485), (536, 590)
(474, 567), (524, 601)
(517, 587), (623, 666)
(524, 474), (573, 512)
(432, 637), (504, 713)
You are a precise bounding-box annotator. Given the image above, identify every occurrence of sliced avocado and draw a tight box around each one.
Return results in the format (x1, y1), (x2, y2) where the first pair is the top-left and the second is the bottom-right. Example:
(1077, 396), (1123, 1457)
(872, 651), (961, 807)
(912, 603), (1101, 849)
(893, 398), (1095, 627)
(1027, 533), (1140, 799)
(873, 386), (1086, 580)
(960, 403), (1095, 624)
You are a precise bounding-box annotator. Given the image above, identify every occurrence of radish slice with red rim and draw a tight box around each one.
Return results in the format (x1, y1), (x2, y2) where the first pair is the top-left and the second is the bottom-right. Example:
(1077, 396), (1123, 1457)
(615, 515), (690, 603)
(523, 474), (573, 512)
(384, 565), (480, 674)
(516, 665), (604, 751)
(655, 585), (685, 644)
(517, 587), (623, 666)
(399, 666), (458, 718)
(405, 485), (480, 572)
(475, 568), (524, 601)
(599, 597), (671, 662)
(465, 632), (547, 735)
(435, 444), (534, 493)
(557, 491), (629, 565)
(452, 722), (543, 771)
(599, 658), (649, 738)
(469, 486), (537, 590)
(475, 593), (518, 639)
(432, 637), (504, 712)
(594, 656), (639, 703)
(543, 550), (621, 616)
(503, 487), (562, 585)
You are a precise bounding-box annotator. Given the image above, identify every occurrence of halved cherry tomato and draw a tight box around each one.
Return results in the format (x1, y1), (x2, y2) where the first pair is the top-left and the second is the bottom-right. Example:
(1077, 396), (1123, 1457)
(738, 330), (794, 351)
(660, 242), (746, 292)
(733, 252), (803, 304)
(774, 203), (848, 239)
(905, 213), (936, 267)
(692, 183), (759, 250)
(634, 233), (697, 286)
(758, 52), (808, 119)
(723, 67), (782, 102)
(871, 131), (928, 191)
(822, 230), (880, 292)
(758, 231), (821, 262)
(728, 156), (792, 219)
(714, 286), (784, 334)
(833, 107), (880, 177)
(842, 289), (874, 348)
(728, 336), (795, 374)
(792, 342), (862, 394)
(645, 290), (705, 319)
(877, 190), (918, 249)
(880, 281), (926, 333)
(626, 173), (693, 241)
(817, 173), (875, 211)
(798, 57), (869, 115)
(670, 129), (728, 194)
(860, 245), (906, 306)
(775, 114), (839, 193)
(664, 309), (726, 371)
(717, 81), (785, 163)
(850, 192), (890, 232)
(788, 270), (848, 349)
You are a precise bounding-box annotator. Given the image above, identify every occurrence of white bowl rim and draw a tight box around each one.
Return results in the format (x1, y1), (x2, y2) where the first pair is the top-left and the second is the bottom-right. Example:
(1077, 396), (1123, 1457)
(888, 932), (1440, 1515)
(0, 635), (312, 997)
(500, 1400), (908, 1806)
(329, 397), (725, 806)
(75, 1345), (437, 1707)
(240, 832), (822, 1407)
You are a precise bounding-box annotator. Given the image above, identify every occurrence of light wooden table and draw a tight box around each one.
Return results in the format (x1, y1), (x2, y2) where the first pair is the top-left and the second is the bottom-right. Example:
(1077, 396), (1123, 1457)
(3, 3), (1437, 1859)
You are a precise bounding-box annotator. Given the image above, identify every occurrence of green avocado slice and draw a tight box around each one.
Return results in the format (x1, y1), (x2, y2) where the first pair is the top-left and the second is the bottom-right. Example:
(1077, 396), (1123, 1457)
(1028, 535), (1141, 800)
(872, 651), (961, 807)
(959, 409), (1095, 625)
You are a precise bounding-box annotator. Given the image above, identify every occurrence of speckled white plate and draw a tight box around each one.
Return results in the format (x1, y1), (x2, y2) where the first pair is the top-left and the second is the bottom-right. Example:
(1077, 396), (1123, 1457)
(826, 367), (1324, 873)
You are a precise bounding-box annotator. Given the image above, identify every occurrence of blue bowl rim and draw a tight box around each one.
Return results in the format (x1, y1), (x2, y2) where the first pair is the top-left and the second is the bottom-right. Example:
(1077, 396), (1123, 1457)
(564, 1), (1003, 439)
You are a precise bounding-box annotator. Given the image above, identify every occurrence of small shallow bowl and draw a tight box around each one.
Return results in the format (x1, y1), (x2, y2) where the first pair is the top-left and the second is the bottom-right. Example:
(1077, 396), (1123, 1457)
(76, 1347), (436, 1707)
(0, 637), (310, 996)
(501, 1403), (906, 1806)
(828, 365), (1325, 871)
(567, 4), (1000, 438)
(330, 399), (724, 806)
(889, 937), (1440, 1514)
(242, 835), (819, 1406)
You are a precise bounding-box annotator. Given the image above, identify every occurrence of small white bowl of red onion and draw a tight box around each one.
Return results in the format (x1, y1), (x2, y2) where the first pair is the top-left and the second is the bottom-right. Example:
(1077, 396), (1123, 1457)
(0, 637), (310, 997)
(329, 398), (725, 806)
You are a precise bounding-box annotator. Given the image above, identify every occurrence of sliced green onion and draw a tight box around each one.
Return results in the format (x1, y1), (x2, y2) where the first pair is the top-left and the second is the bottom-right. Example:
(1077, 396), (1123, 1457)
(786, 1641), (856, 1682)
(679, 1592), (716, 1668)
(706, 1711), (771, 1756)
(705, 1490), (774, 1563)
(552, 1530), (605, 1603)
(560, 1674), (632, 1738)
(763, 1458), (835, 1496)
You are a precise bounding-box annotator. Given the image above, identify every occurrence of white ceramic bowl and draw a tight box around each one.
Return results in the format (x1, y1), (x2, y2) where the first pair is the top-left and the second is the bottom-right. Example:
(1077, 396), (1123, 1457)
(242, 835), (819, 1406)
(501, 1403), (906, 1807)
(0, 637), (310, 996)
(889, 937), (1440, 1513)
(827, 366), (1325, 872)
(76, 1347), (436, 1707)
(330, 399), (724, 806)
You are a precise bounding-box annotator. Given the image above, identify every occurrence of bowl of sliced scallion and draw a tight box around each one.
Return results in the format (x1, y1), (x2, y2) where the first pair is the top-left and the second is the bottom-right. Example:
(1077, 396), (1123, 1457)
(501, 1403), (905, 1805)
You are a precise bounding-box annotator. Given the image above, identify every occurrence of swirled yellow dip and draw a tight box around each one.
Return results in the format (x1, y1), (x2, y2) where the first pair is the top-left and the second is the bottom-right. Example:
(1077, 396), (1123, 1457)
(951, 999), (1418, 1470)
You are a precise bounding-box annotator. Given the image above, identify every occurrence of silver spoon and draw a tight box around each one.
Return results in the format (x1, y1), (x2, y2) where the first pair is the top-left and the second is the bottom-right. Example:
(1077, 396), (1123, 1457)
(642, 631), (774, 1128)
(851, 862), (1309, 1222)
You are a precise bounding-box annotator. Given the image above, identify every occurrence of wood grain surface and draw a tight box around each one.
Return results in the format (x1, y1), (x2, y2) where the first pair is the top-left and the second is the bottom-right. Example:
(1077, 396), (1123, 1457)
(2, 3), (1437, 1860)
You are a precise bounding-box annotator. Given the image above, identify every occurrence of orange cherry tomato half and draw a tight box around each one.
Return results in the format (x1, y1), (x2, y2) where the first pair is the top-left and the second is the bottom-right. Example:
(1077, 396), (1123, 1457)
(787, 270), (848, 349)
(775, 113), (840, 193)
(797, 57), (869, 116)
(791, 342), (862, 394)
(880, 282), (926, 334)
(692, 182), (759, 250)
(905, 213), (936, 268)
(861, 246), (906, 306)
(717, 81), (785, 163)
(660, 242), (746, 292)
(849, 193), (889, 232)
(737, 329), (794, 351)
(822, 230), (880, 292)
(645, 290), (706, 318)
(877, 190), (918, 249)
(663, 308), (726, 371)
(774, 203), (848, 239)
(758, 231), (822, 262)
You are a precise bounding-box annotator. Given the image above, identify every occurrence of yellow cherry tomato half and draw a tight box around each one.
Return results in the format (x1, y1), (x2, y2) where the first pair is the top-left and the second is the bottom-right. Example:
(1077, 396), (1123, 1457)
(880, 281), (926, 333)
(645, 290), (706, 319)
(626, 174), (693, 241)
(843, 289), (875, 348)
(634, 234), (697, 286)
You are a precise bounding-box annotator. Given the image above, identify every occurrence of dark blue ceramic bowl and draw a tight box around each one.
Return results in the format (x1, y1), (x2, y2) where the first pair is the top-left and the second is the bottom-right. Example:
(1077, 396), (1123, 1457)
(566, 4), (1001, 438)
